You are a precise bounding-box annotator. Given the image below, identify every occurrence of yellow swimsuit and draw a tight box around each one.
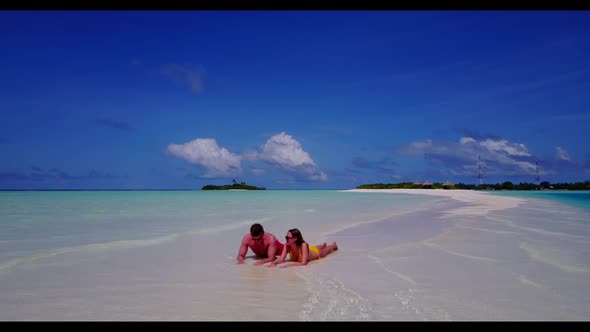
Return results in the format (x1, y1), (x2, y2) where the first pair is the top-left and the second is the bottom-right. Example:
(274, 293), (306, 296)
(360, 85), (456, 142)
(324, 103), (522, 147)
(289, 244), (321, 262)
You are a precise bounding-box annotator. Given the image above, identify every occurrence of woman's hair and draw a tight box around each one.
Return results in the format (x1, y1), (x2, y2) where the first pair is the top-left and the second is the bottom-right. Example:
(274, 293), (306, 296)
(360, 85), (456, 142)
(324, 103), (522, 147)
(288, 228), (305, 246)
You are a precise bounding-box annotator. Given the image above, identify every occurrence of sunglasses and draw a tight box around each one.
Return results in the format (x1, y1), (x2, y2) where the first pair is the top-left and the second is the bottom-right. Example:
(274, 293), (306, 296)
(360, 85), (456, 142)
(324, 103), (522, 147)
(285, 236), (293, 241)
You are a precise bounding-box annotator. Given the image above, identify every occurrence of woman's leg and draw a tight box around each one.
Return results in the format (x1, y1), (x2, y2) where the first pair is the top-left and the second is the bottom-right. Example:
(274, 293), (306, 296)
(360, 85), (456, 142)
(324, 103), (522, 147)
(318, 242), (338, 258)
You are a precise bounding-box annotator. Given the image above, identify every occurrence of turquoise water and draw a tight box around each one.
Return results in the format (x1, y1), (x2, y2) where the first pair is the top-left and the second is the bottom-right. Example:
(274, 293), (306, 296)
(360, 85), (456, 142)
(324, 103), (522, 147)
(0, 190), (440, 272)
(488, 190), (590, 211)
(1, 189), (589, 320)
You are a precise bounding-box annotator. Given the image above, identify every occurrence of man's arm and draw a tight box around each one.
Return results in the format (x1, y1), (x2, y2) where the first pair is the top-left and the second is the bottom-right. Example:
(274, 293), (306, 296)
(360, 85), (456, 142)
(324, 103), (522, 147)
(237, 236), (249, 264)
(254, 236), (277, 266)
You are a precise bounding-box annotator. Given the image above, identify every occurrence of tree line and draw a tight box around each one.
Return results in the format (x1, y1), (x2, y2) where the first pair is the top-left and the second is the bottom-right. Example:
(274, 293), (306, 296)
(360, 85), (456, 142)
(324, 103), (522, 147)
(356, 181), (590, 190)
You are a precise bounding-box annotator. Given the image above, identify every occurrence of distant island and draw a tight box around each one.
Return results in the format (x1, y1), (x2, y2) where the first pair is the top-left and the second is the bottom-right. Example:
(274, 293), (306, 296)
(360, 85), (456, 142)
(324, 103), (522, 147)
(356, 181), (590, 191)
(202, 180), (266, 190)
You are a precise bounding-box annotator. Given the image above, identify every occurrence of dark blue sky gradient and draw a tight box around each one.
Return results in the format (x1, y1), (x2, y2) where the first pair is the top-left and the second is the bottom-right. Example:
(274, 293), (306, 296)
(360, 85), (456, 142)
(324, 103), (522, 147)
(1, 11), (589, 189)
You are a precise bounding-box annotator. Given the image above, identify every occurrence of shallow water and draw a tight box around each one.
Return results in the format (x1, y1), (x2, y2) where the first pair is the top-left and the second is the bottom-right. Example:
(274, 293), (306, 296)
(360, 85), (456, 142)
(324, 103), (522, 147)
(0, 190), (589, 320)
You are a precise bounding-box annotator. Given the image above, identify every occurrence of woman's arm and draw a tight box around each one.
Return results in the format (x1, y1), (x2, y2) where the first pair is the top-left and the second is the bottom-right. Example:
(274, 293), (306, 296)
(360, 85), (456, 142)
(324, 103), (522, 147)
(268, 243), (288, 267)
(280, 243), (309, 268)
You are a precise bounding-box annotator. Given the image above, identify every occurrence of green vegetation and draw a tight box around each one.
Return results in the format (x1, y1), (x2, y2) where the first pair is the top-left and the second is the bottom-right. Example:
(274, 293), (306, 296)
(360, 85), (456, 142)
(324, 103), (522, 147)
(202, 179), (266, 190)
(357, 182), (448, 189)
(357, 181), (590, 191)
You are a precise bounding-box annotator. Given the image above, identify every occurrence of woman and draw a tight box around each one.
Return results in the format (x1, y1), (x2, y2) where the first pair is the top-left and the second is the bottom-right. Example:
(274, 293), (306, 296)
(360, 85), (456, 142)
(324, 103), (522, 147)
(269, 228), (338, 268)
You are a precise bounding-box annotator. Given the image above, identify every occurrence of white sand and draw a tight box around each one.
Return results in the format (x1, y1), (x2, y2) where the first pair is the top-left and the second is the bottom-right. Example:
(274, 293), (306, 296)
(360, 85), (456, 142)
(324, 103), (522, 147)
(345, 189), (526, 217)
(3, 190), (589, 320)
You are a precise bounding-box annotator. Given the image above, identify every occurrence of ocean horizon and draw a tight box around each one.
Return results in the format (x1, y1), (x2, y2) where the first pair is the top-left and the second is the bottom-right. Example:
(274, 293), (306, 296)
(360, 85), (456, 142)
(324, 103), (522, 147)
(1, 189), (589, 320)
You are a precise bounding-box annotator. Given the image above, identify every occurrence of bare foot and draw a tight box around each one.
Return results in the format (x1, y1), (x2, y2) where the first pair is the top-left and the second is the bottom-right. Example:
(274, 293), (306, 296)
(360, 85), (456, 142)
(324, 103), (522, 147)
(332, 242), (338, 251)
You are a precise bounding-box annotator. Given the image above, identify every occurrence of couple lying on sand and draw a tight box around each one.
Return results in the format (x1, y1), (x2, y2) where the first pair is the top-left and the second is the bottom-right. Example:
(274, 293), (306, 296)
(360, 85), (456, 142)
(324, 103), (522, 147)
(237, 223), (338, 268)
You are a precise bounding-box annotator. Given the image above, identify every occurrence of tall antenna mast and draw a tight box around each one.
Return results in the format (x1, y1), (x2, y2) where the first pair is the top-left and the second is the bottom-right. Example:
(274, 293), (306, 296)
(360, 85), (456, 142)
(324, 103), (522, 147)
(477, 155), (483, 186)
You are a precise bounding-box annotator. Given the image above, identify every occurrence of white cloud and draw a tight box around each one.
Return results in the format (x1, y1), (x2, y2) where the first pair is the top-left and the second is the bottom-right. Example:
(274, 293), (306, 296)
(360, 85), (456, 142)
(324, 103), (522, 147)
(167, 138), (241, 178)
(410, 139), (433, 150)
(460, 137), (477, 145)
(479, 139), (530, 156)
(259, 132), (315, 166)
(556, 146), (571, 161)
(478, 139), (536, 174)
(398, 136), (537, 176)
(307, 170), (328, 181)
(257, 132), (327, 181)
(166, 132), (327, 182)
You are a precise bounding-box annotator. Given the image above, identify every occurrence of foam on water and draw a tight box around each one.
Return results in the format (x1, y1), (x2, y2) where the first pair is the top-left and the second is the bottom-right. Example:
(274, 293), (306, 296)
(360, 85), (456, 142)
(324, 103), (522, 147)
(519, 241), (590, 273)
(298, 270), (374, 321)
(0, 233), (179, 276)
(309, 190), (590, 320)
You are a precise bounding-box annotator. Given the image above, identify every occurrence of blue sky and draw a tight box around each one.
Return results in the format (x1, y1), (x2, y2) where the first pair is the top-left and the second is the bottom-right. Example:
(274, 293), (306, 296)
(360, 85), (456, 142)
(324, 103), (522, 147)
(1, 10), (589, 189)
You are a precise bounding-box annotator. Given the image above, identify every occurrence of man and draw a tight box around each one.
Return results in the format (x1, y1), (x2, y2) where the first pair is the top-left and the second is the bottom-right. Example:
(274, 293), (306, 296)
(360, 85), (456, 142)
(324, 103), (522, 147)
(237, 223), (284, 265)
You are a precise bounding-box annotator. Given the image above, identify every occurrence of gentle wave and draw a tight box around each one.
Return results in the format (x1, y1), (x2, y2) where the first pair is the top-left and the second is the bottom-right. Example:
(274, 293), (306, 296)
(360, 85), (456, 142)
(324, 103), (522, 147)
(0, 234), (179, 276)
(368, 253), (417, 285)
(186, 217), (270, 236)
(298, 270), (373, 321)
(423, 241), (499, 263)
(0, 217), (269, 276)
(319, 197), (448, 239)
(519, 242), (590, 273)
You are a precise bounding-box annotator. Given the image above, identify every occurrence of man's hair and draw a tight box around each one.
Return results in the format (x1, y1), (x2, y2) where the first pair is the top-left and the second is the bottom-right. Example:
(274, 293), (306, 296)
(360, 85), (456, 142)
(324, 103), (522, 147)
(250, 223), (264, 237)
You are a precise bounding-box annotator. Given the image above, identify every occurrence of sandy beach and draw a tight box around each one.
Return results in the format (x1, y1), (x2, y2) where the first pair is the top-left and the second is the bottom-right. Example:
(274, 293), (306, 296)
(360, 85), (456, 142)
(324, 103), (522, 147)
(345, 189), (526, 217)
(1, 190), (589, 320)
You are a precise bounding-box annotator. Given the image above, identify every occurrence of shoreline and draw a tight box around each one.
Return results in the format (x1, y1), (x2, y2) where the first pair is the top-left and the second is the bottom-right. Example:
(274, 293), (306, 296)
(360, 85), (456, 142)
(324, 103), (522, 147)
(1, 190), (589, 320)
(344, 188), (527, 217)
